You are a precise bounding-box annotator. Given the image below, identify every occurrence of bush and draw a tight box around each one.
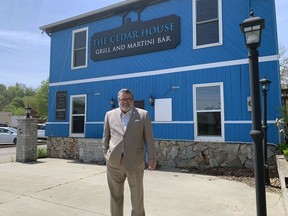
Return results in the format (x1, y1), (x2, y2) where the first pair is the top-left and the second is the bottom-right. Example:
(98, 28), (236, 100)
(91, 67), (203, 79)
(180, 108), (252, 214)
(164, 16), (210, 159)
(277, 143), (288, 159)
(37, 147), (48, 158)
(283, 149), (288, 159)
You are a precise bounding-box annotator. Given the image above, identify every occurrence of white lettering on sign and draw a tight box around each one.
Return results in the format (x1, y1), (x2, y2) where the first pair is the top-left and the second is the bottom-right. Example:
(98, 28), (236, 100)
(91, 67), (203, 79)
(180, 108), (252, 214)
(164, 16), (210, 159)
(157, 36), (171, 43)
(127, 39), (155, 49)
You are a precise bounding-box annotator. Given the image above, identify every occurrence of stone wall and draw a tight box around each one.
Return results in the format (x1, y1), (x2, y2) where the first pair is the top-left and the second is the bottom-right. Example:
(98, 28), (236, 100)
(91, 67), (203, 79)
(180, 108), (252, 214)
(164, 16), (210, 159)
(47, 137), (79, 159)
(155, 140), (277, 168)
(78, 138), (105, 164)
(47, 137), (277, 168)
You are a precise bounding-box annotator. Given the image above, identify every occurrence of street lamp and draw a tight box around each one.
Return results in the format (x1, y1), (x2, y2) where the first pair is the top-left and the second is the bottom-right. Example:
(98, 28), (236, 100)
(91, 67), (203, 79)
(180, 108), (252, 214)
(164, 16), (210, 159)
(240, 9), (266, 216)
(259, 77), (272, 185)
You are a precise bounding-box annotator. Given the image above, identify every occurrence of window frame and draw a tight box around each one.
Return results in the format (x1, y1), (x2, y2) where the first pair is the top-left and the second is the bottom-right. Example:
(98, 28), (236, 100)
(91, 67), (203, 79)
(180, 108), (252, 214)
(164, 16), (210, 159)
(192, 0), (223, 49)
(69, 94), (87, 137)
(71, 27), (88, 69)
(193, 82), (224, 142)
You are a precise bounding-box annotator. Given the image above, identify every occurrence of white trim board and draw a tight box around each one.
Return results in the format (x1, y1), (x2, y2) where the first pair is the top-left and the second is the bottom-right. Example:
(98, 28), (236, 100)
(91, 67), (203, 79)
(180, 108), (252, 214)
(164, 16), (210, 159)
(49, 55), (279, 87)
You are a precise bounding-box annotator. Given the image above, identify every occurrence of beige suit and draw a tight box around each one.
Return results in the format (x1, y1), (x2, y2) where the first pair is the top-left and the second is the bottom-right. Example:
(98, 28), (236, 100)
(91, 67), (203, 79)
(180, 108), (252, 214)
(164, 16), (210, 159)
(102, 107), (156, 216)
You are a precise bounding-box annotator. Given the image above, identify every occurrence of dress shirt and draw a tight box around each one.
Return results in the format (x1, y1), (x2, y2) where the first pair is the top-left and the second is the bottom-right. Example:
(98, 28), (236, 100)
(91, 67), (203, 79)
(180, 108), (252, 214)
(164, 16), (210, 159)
(121, 109), (132, 131)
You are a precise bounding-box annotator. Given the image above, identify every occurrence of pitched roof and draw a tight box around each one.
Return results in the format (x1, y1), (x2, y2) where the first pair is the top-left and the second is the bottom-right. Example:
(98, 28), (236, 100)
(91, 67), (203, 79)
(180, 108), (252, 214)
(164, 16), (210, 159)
(39, 0), (166, 34)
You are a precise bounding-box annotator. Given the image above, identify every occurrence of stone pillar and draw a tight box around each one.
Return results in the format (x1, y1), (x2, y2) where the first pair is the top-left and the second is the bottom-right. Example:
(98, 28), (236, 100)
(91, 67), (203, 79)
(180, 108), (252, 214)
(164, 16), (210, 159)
(16, 118), (38, 162)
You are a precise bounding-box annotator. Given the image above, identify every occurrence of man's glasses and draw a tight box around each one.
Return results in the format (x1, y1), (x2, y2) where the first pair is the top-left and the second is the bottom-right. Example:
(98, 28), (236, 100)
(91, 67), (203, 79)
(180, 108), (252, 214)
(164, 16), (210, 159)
(119, 98), (133, 102)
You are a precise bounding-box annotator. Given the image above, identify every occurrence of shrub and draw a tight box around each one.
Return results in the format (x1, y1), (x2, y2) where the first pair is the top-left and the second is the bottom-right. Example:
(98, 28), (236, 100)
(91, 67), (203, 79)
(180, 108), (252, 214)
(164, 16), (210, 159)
(37, 147), (48, 158)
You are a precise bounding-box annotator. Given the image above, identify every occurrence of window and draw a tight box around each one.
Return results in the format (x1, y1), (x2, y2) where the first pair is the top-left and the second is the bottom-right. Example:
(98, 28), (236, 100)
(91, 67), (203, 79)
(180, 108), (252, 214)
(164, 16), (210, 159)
(70, 95), (86, 137)
(193, 0), (222, 48)
(134, 100), (144, 109)
(71, 27), (88, 69)
(193, 83), (224, 141)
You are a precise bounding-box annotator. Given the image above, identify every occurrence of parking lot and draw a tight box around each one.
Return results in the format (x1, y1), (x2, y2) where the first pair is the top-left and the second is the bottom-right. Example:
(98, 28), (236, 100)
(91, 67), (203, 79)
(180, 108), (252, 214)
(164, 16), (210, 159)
(0, 143), (46, 163)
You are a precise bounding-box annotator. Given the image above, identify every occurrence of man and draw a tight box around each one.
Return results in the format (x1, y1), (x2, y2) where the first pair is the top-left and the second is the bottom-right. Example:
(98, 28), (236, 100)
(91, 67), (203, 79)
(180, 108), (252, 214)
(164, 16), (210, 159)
(102, 88), (157, 216)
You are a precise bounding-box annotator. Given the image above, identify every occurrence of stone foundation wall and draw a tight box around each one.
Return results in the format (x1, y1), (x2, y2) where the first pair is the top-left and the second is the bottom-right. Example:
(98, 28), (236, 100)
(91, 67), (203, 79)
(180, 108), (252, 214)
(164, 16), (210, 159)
(47, 137), (79, 159)
(78, 138), (105, 164)
(47, 137), (277, 168)
(156, 140), (276, 168)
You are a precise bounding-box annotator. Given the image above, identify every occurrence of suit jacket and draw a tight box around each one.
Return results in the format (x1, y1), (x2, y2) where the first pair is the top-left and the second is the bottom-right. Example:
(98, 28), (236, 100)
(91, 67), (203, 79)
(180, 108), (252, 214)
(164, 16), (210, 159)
(102, 107), (156, 171)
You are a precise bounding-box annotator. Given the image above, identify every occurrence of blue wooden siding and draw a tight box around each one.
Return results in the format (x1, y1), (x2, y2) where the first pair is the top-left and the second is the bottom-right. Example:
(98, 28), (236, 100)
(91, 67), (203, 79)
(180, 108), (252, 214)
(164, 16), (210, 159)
(46, 0), (281, 144)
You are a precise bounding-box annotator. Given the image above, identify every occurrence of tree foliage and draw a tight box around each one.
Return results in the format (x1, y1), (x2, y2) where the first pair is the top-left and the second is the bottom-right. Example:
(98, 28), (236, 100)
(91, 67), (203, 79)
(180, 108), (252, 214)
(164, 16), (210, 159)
(30, 80), (49, 120)
(279, 45), (288, 88)
(0, 80), (49, 120)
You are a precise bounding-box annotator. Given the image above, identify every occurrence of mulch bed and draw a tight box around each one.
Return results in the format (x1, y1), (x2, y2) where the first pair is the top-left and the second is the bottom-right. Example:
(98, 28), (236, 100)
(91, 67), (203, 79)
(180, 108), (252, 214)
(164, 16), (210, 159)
(181, 166), (281, 193)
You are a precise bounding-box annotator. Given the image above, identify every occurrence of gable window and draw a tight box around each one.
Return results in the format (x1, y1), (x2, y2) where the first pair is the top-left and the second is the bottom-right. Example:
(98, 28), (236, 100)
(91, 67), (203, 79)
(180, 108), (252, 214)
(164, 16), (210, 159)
(193, 0), (222, 48)
(72, 27), (88, 69)
(70, 95), (86, 137)
(193, 83), (224, 141)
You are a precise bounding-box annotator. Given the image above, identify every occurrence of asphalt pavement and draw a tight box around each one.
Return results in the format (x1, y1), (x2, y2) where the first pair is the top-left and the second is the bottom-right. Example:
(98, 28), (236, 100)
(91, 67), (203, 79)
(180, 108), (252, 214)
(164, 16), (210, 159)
(0, 157), (286, 216)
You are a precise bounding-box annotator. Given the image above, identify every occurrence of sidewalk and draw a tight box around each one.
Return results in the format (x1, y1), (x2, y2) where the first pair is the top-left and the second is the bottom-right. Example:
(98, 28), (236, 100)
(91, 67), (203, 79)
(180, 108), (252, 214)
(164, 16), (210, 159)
(0, 158), (286, 216)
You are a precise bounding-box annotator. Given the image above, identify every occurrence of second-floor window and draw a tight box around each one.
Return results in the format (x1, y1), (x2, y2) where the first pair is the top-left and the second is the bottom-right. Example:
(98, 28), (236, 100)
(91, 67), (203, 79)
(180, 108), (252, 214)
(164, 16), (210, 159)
(193, 0), (222, 49)
(72, 27), (88, 69)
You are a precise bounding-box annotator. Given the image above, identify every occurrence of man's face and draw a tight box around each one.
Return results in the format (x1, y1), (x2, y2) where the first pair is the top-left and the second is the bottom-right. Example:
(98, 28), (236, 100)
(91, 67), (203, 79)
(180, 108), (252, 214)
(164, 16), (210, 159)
(118, 92), (134, 113)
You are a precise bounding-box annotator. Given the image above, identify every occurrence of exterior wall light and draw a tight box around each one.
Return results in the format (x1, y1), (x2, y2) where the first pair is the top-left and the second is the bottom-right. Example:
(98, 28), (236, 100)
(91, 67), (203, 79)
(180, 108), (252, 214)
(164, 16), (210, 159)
(110, 98), (115, 109)
(149, 95), (154, 106)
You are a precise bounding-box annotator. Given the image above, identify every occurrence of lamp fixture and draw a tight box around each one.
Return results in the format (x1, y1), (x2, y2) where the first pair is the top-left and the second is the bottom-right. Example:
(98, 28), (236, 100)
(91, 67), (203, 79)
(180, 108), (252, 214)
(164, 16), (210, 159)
(259, 77), (271, 92)
(239, 9), (265, 50)
(149, 95), (154, 106)
(25, 106), (32, 118)
(110, 98), (115, 109)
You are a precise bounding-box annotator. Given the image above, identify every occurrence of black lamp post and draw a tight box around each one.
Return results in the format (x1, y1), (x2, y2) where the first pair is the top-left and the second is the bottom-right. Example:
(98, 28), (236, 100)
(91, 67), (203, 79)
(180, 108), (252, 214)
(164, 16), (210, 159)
(259, 77), (271, 185)
(240, 9), (266, 216)
(26, 106), (32, 118)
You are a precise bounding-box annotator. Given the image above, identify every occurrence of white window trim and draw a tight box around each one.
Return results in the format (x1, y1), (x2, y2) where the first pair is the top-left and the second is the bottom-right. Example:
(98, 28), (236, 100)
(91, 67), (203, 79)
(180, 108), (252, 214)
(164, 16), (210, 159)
(71, 27), (88, 70)
(192, 0), (223, 49)
(193, 82), (225, 142)
(69, 94), (87, 137)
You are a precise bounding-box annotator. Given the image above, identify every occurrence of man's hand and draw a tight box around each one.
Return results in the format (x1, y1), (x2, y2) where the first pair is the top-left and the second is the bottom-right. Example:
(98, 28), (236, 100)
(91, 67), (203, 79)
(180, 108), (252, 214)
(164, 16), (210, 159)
(147, 159), (157, 170)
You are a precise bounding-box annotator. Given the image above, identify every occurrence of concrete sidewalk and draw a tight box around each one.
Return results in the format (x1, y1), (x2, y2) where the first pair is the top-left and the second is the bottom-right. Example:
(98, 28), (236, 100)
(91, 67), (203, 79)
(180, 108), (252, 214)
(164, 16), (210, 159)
(0, 158), (286, 216)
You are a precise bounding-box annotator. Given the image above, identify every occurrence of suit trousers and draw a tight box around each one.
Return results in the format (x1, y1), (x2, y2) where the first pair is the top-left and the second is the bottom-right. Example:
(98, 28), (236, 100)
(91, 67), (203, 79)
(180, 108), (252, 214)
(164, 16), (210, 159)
(107, 157), (145, 216)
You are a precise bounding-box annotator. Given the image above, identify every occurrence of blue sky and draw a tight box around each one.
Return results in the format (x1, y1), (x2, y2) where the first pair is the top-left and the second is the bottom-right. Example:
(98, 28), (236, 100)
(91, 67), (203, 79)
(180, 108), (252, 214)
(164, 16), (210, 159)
(0, 0), (287, 89)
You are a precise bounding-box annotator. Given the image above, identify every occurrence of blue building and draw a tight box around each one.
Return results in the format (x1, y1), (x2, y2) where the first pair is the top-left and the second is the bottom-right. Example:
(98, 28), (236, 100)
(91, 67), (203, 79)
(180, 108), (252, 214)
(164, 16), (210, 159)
(40, 0), (281, 167)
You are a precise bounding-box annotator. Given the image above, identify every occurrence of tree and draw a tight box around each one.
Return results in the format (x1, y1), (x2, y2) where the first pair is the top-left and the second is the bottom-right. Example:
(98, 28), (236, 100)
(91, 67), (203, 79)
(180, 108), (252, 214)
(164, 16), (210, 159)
(11, 96), (24, 108)
(0, 84), (6, 93)
(279, 45), (288, 88)
(30, 79), (49, 120)
(0, 80), (49, 119)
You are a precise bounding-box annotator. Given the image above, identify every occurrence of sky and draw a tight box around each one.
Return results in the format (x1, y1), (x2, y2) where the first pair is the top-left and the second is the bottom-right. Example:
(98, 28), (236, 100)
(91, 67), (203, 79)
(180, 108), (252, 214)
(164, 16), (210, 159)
(0, 0), (287, 89)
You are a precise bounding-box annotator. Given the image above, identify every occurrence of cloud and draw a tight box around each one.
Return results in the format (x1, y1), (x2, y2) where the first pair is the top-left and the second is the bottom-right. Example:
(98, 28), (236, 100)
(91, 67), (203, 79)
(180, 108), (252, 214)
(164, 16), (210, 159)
(0, 30), (50, 88)
(0, 29), (50, 64)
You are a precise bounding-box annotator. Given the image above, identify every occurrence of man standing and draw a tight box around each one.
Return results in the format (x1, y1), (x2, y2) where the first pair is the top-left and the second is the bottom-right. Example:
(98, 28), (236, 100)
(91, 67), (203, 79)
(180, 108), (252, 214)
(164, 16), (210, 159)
(102, 88), (157, 216)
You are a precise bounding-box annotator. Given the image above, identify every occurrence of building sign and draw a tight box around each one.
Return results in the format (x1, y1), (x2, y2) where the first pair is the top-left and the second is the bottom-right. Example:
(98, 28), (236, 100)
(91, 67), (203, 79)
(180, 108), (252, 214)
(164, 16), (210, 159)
(91, 15), (180, 61)
(56, 91), (67, 120)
